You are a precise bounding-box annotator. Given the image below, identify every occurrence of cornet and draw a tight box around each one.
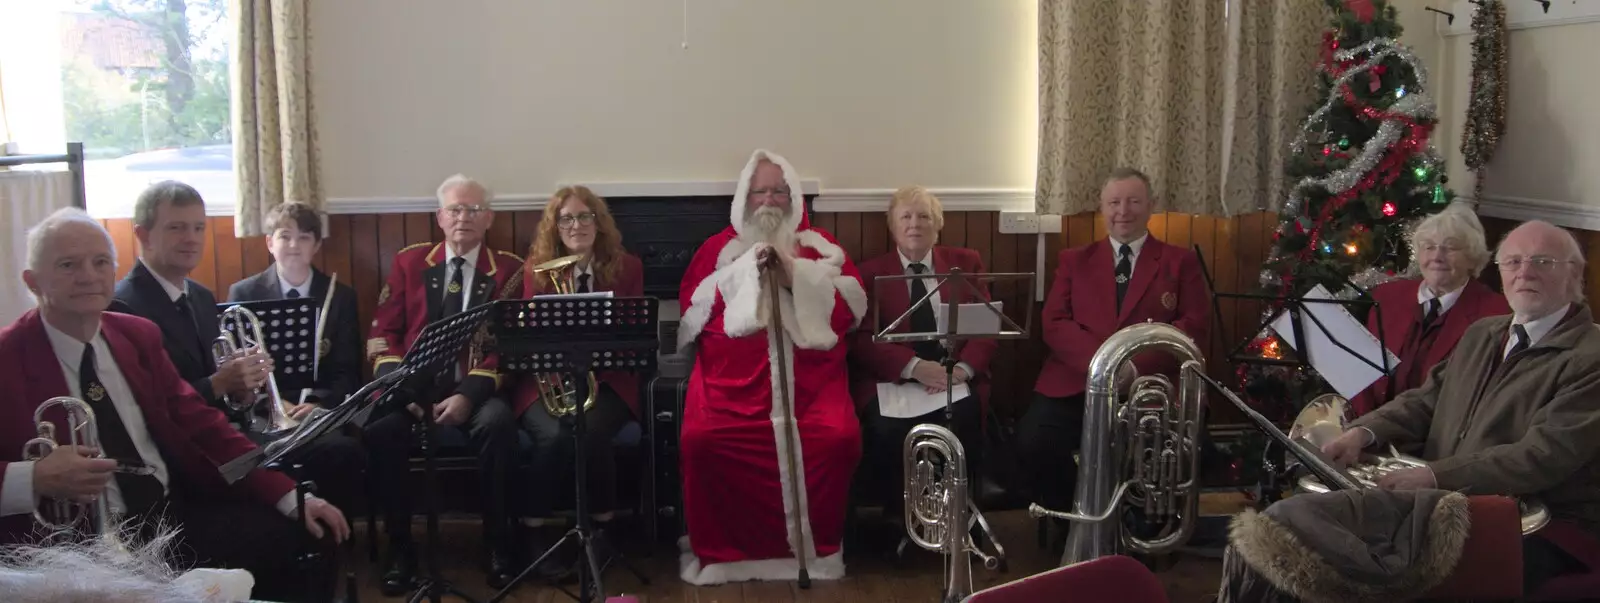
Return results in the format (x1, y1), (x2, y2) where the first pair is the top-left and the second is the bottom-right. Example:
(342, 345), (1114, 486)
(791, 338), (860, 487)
(213, 305), (295, 436)
(522, 254), (599, 417)
(22, 397), (126, 550)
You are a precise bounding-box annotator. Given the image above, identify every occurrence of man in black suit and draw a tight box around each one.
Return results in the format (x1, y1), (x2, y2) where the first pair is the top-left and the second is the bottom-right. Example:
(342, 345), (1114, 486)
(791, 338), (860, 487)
(111, 182), (364, 513)
(228, 202), (363, 410)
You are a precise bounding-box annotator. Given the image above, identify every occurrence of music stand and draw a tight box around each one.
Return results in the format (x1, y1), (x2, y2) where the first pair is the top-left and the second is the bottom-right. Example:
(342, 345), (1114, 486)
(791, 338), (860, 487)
(871, 268), (1035, 573)
(486, 296), (659, 603)
(359, 303), (496, 603)
(218, 297), (321, 434)
(1190, 371), (1361, 491)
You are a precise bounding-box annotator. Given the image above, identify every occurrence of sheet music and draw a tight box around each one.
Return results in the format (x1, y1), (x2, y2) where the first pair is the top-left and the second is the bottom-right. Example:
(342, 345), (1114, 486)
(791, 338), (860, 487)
(536, 291), (614, 299)
(877, 381), (971, 419)
(1269, 284), (1400, 399)
(935, 301), (1004, 335)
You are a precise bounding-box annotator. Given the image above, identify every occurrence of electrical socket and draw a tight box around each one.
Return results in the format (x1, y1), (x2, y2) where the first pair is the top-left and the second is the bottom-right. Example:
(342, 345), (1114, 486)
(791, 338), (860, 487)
(999, 212), (1040, 234)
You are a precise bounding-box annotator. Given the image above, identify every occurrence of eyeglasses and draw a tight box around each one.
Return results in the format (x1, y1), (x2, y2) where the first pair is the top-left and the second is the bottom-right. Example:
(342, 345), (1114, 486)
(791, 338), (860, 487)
(1417, 243), (1465, 254)
(442, 204), (488, 219)
(558, 212), (597, 228)
(1495, 256), (1577, 273)
(748, 188), (791, 201)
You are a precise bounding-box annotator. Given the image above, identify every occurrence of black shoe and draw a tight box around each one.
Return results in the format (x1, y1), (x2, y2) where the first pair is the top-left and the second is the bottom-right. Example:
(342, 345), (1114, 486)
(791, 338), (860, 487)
(486, 546), (519, 590)
(379, 545), (416, 597)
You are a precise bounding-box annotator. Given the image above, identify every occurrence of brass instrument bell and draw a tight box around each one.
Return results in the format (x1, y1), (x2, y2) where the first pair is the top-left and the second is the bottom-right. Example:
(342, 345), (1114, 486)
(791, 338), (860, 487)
(528, 254), (600, 417)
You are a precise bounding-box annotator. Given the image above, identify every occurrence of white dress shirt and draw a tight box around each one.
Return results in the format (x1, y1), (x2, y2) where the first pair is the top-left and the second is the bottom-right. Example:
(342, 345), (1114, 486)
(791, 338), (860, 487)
(1505, 304), (1569, 359)
(1110, 233), (1149, 279)
(276, 266), (313, 299)
(1416, 281), (1465, 315)
(895, 249), (975, 381)
(444, 244), (481, 312)
(571, 263), (594, 293)
(147, 263), (188, 302)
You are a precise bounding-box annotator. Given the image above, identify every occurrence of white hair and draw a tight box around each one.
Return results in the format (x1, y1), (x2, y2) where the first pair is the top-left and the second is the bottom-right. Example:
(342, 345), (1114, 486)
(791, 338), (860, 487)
(436, 174), (493, 208)
(0, 528), (209, 603)
(1497, 220), (1587, 303)
(1406, 202), (1491, 277)
(26, 207), (116, 273)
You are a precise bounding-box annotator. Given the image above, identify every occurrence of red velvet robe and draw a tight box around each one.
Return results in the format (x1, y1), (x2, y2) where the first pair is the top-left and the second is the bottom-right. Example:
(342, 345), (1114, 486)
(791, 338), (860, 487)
(675, 149), (868, 585)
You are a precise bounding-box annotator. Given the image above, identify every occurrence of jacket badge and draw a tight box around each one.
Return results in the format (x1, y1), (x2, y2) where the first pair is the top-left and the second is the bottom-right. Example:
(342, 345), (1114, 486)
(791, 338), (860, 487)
(86, 382), (106, 402)
(1161, 291), (1177, 310)
(377, 284), (390, 305)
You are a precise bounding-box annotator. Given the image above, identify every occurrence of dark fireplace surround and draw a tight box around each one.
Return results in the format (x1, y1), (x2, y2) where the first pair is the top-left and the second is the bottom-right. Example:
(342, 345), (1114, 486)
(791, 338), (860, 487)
(606, 194), (819, 301)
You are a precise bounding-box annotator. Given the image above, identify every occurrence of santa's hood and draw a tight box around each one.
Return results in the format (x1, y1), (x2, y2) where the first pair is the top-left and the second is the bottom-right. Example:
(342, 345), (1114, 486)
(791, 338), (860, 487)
(730, 149), (810, 236)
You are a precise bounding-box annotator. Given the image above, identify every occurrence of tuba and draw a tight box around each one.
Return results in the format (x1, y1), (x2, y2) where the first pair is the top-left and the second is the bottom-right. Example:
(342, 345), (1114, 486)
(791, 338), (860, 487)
(22, 397), (127, 550)
(522, 254), (599, 417)
(213, 305), (294, 436)
(1028, 322), (1208, 565)
(905, 423), (998, 603)
(1288, 393), (1552, 535)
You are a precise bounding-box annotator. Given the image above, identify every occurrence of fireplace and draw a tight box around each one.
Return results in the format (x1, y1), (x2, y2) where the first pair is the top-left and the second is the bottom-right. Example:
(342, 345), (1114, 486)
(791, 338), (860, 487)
(607, 194), (818, 301)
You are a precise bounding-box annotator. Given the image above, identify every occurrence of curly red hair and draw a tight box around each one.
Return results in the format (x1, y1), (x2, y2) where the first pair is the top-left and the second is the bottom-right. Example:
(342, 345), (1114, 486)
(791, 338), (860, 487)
(525, 186), (625, 293)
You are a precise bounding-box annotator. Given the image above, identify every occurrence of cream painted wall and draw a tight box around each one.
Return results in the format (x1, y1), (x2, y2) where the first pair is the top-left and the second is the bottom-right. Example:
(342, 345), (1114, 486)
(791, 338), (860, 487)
(1396, 0), (1600, 212)
(311, 0), (1039, 201)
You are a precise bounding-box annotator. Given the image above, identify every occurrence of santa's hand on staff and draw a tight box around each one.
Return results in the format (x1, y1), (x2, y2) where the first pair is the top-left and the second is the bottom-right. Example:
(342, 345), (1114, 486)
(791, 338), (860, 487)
(756, 245), (793, 288)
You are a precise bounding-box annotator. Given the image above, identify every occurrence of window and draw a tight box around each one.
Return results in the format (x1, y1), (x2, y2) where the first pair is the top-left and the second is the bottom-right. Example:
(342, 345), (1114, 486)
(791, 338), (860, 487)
(0, 0), (234, 218)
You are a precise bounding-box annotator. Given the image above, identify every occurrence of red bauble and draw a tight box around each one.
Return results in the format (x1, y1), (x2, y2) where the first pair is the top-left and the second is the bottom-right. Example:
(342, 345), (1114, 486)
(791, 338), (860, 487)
(1344, 0), (1377, 23)
(1381, 202), (1398, 217)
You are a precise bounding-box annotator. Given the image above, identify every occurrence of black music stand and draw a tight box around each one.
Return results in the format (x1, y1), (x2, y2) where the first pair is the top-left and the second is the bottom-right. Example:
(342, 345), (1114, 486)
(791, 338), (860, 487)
(486, 295), (659, 603)
(870, 268), (1034, 572)
(218, 297), (320, 433)
(362, 303), (495, 603)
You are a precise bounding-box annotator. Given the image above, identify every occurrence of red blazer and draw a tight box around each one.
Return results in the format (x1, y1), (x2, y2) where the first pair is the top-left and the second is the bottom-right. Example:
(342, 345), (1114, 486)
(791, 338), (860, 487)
(511, 253), (645, 418)
(0, 310), (295, 545)
(369, 242), (523, 405)
(849, 246), (997, 411)
(1035, 237), (1210, 399)
(1350, 278), (1509, 416)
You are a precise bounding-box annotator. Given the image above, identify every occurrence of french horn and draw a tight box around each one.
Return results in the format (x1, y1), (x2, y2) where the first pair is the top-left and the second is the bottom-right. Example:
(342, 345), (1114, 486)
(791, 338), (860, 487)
(1289, 393), (1551, 535)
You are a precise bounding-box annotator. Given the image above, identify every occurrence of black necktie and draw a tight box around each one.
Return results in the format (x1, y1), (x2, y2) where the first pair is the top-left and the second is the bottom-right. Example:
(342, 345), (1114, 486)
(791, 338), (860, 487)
(577, 273), (592, 294)
(1421, 298), (1441, 329)
(1507, 324), (1531, 358)
(908, 263), (942, 361)
(286, 289), (301, 299)
(443, 257), (466, 318)
(78, 346), (163, 515)
(1114, 244), (1133, 312)
(173, 293), (206, 360)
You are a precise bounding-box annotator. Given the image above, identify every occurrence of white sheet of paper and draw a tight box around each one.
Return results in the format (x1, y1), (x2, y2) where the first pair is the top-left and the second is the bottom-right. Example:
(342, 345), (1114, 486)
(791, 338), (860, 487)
(536, 291), (614, 299)
(935, 302), (1004, 335)
(1269, 284), (1400, 399)
(877, 381), (971, 419)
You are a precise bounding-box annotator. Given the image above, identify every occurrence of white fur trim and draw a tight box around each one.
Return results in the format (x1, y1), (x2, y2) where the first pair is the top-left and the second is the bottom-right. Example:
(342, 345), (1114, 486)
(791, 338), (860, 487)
(677, 537), (846, 585)
(731, 149), (806, 238)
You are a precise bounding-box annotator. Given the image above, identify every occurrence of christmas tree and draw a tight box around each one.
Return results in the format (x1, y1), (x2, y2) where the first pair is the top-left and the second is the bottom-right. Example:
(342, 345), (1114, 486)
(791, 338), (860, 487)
(1259, 0), (1453, 298)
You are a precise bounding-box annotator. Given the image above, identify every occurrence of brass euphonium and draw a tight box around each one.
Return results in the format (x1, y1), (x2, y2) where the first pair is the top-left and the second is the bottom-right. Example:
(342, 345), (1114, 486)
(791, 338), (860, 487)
(212, 305), (294, 435)
(22, 396), (127, 550)
(1288, 393), (1552, 535)
(526, 254), (599, 417)
(904, 423), (998, 603)
(1028, 322), (1208, 565)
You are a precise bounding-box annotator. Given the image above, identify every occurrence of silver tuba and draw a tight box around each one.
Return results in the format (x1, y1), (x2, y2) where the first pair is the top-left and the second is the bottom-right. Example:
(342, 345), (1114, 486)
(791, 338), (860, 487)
(22, 397), (127, 551)
(1028, 322), (1207, 565)
(904, 423), (998, 602)
(1289, 393), (1552, 535)
(212, 305), (294, 436)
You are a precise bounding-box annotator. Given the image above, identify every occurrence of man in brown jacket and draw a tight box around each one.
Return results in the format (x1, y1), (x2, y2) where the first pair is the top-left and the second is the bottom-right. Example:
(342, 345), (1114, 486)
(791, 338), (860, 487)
(1323, 220), (1600, 593)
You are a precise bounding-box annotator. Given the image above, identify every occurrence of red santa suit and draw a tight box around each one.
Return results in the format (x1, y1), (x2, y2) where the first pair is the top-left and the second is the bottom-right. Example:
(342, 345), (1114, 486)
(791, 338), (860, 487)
(676, 149), (868, 585)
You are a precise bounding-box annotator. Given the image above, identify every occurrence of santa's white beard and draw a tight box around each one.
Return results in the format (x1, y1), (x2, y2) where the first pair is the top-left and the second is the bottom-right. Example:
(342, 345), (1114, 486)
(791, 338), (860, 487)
(742, 205), (794, 251)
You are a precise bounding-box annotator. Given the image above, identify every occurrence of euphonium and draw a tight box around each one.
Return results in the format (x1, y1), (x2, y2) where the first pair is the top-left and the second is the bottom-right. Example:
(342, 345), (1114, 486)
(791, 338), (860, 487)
(212, 305), (294, 435)
(905, 423), (997, 603)
(22, 397), (126, 550)
(1289, 393), (1552, 535)
(526, 254), (599, 417)
(1028, 322), (1208, 565)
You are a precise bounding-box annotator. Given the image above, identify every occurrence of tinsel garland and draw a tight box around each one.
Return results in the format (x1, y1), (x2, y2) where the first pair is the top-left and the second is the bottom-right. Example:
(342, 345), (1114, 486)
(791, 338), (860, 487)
(1461, 0), (1509, 200)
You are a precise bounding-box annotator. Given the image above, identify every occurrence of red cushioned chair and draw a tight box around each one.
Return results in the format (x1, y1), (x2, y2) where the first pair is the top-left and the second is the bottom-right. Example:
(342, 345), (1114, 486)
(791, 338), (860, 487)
(1422, 495), (1524, 600)
(1527, 520), (1600, 602)
(965, 555), (1168, 603)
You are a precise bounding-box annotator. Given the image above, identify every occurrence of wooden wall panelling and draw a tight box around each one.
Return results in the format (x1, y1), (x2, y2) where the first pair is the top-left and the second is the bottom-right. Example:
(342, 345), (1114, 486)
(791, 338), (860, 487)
(207, 216), (239, 297)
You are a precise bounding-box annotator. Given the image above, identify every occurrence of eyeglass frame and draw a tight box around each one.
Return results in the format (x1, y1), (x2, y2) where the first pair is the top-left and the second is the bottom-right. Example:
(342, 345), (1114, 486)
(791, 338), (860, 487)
(440, 204), (490, 219)
(557, 212), (597, 229)
(1494, 255), (1580, 273)
(747, 187), (792, 201)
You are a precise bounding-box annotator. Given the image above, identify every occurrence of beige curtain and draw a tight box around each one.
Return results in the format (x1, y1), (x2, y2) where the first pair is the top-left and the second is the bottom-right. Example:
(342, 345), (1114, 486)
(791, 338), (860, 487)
(1220, 0), (1329, 215)
(1036, 0), (1227, 216)
(231, 0), (321, 236)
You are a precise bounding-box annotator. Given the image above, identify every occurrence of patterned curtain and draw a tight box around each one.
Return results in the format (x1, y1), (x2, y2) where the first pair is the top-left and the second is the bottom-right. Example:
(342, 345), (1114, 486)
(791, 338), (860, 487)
(232, 0), (321, 236)
(1036, 0), (1227, 216)
(1220, 0), (1329, 215)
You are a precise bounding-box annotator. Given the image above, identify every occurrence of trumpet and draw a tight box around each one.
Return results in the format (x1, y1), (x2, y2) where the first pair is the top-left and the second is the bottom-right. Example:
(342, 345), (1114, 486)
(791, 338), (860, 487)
(905, 423), (997, 602)
(22, 397), (126, 550)
(213, 305), (295, 436)
(1288, 394), (1552, 535)
(521, 254), (599, 417)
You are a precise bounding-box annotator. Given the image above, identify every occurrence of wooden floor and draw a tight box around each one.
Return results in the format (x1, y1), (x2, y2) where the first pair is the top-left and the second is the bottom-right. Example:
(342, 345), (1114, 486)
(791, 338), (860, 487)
(333, 501), (1246, 603)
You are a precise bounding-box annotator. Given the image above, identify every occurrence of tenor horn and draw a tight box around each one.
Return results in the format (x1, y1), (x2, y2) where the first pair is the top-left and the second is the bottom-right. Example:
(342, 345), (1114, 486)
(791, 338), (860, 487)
(1288, 394), (1552, 535)
(213, 305), (294, 436)
(22, 397), (127, 550)
(1028, 322), (1208, 565)
(521, 254), (599, 418)
(905, 423), (997, 603)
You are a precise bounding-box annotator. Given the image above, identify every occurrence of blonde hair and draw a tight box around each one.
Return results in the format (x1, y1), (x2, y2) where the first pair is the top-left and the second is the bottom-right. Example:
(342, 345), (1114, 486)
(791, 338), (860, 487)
(525, 186), (626, 292)
(887, 186), (946, 231)
(1407, 202), (1492, 277)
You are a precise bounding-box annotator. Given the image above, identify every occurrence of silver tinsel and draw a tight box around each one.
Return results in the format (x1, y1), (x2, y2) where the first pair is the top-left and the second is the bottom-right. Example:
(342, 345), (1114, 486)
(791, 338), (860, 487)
(1350, 266), (1401, 292)
(1262, 36), (1444, 287)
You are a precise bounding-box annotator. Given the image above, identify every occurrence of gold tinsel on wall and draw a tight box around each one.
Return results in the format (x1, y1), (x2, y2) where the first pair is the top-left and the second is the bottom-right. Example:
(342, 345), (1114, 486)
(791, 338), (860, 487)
(1460, 0), (1509, 201)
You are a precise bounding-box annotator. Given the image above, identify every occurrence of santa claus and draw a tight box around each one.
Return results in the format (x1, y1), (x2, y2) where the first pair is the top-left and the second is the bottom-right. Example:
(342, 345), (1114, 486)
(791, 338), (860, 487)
(676, 149), (868, 584)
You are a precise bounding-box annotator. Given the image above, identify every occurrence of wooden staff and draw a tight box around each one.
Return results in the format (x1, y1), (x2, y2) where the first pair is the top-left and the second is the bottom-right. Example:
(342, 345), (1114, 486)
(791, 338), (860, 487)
(761, 247), (812, 588)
